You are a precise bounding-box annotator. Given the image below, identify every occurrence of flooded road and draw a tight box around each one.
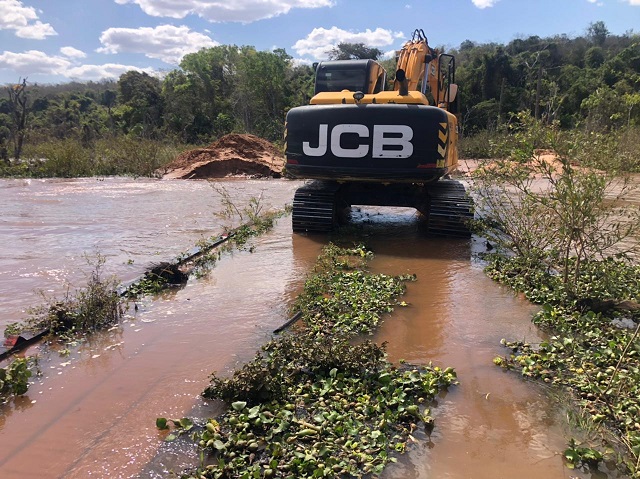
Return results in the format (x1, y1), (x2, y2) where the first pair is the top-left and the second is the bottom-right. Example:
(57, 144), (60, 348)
(0, 179), (622, 478)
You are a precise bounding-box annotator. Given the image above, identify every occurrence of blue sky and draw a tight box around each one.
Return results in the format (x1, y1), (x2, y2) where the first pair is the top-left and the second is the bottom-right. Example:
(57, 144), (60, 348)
(0, 0), (639, 85)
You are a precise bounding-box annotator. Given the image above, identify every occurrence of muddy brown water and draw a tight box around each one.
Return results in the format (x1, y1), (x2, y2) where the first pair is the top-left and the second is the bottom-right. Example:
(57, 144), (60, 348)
(0, 178), (629, 478)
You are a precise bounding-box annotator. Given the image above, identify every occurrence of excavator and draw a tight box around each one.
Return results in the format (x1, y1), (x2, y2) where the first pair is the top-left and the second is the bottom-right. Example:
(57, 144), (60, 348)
(284, 29), (473, 236)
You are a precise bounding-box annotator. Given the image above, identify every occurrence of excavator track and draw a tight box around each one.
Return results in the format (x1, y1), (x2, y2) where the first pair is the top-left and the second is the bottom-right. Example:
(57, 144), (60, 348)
(291, 179), (473, 237)
(292, 181), (341, 233)
(426, 180), (474, 237)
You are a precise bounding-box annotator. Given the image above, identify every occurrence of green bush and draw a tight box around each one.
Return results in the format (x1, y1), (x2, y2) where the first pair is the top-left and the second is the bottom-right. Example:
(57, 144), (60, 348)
(28, 138), (93, 177)
(11, 255), (123, 336)
(459, 130), (507, 159)
(0, 358), (32, 400)
(92, 136), (184, 177)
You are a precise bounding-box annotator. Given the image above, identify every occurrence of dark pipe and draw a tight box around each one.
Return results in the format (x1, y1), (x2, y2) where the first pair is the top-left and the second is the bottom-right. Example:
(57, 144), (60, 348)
(273, 311), (303, 334)
(396, 69), (409, 96)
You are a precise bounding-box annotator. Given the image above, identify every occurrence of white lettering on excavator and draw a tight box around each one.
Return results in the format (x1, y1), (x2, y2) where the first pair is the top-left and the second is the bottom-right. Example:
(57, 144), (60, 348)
(372, 125), (413, 158)
(303, 124), (413, 158)
(302, 124), (328, 156)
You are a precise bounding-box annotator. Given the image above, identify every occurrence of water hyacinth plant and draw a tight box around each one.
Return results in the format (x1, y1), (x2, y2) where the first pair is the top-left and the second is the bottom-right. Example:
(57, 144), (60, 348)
(0, 358), (32, 401)
(169, 244), (457, 478)
(489, 255), (640, 477)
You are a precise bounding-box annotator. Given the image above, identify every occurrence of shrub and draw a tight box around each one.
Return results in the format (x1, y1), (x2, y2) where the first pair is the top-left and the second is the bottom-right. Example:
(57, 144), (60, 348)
(0, 358), (32, 400)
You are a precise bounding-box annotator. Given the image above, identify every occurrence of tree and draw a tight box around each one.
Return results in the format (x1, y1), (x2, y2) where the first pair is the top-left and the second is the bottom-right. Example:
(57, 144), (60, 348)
(459, 40), (476, 52)
(587, 21), (609, 47)
(581, 86), (626, 131)
(285, 64), (315, 108)
(327, 43), (383, 60)
(7, 79), (29, 161)
(116, 71), (163, 136)
(584, 46), (605, 69)
(234, 47), (292, 140)
(100, 89), (117, 131)
(162, 69), (215, 143)
(622, 92), (640, 127)
(179, 45), (240, 135)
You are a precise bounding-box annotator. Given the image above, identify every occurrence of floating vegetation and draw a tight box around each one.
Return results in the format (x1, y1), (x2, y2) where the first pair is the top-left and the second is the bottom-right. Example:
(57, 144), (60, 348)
(488, 254), (640, 477)
(293, 244), (416, 336)
(0, 358), (32, 402)
(168, 244), (456, 478)
(124, 261), (189, 298)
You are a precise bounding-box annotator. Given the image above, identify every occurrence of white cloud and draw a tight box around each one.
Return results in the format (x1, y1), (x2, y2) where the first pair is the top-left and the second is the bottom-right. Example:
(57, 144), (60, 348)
(0, 49), (70, 76)
(472, 0), (499, 8)
(114, 0), (334, 22)
(60, 46), (87, 59)
(0, 49), (154, 81)
(0, 0), (37, 28)
(293, 27), (404, 59)
(65, 63), (157, 81)
(15, 20), (56, 39)
(0, 0), (56, 39)
(291, 57), (313, 67)
(98, 24), (218, 64)
(381, 49), (397, 60)
(626, 0), (640, 5)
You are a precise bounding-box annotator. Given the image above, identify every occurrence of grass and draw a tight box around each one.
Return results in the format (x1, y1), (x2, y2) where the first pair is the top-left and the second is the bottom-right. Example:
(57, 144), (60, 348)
(0, 136), (187, 178)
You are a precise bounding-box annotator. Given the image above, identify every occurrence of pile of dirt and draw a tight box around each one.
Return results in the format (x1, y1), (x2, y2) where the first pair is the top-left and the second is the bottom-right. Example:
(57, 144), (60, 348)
(162, 133), (285, 179)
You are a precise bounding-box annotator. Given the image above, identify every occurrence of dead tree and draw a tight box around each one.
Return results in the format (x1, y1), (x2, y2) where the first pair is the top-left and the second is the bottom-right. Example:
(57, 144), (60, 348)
(8, 78), (29, 161)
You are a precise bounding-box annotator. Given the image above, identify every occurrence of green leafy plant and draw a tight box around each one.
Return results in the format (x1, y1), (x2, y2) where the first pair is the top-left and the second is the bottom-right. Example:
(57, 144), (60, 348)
(472, 113), (640, 296)
(564, 439), (604, 470)
(0, 357), (32, 400)
(155, 417), (195, 442)
(179, 244), (456, 479)
(3, 322), (22, 338)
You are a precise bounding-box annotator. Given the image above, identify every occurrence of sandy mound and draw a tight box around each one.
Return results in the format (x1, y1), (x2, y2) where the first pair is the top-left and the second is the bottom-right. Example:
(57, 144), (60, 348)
(163, 133), (285, 179)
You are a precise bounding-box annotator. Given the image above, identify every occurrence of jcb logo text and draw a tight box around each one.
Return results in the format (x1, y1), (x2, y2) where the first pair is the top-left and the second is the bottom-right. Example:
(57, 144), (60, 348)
(303, 124), (413, 159)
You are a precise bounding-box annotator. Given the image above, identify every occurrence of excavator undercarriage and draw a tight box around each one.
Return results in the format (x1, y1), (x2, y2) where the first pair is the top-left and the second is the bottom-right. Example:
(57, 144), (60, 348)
(292, 180), (473, 237)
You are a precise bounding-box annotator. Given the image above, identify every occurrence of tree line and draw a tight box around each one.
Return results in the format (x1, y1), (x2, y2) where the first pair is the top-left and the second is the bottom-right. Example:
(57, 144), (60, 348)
(1, 21), (638, 163)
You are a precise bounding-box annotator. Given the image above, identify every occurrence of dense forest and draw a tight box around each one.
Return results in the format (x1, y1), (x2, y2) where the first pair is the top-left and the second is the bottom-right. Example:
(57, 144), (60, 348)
(0, 21), (638, 173)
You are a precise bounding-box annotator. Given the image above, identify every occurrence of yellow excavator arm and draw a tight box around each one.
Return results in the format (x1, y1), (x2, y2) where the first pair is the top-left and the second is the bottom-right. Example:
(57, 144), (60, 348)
(394, 29), (457, 111)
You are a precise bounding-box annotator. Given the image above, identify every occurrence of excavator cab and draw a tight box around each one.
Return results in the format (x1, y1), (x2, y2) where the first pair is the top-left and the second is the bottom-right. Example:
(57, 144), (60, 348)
(314, 60), (386, 95)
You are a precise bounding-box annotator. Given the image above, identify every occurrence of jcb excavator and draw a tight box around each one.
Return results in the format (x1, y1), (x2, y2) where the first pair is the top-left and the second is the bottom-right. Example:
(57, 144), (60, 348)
(285, 29), (473, 236)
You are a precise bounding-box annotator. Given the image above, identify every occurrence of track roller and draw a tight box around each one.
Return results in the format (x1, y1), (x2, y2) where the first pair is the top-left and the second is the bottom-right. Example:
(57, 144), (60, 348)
(292, 181), (341, 233)
(426, 180), (474, 237)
